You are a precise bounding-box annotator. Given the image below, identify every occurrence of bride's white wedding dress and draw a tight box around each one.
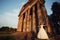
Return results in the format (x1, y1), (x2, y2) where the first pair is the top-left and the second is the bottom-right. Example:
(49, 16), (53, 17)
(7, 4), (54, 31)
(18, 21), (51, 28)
(37, 25), (49, 39)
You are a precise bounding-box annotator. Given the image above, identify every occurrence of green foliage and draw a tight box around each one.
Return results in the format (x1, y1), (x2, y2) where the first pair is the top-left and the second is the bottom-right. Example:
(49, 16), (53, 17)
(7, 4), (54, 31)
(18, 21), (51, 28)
(49, 2), (60, 35)
(0, 26), (17, 33)
(0, 36), (16, 40)
(5, 36), (16, 40)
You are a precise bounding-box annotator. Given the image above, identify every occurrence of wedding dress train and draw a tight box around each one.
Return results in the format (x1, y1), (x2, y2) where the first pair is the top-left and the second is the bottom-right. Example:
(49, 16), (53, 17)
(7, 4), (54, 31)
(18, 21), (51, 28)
(37, 25), (49, 39)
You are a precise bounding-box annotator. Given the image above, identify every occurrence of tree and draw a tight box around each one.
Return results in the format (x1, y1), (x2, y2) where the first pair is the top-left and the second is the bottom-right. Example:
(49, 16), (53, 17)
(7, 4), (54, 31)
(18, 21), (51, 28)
(49, 2), (60, 35)
(0, 26), (17, 33)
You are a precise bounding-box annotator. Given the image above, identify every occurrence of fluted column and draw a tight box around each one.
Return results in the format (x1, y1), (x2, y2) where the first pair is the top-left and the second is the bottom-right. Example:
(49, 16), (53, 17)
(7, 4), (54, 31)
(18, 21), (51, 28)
(17, 16), (23, 32)
(27, 9), (31, 32)
(23, 12), (28, 32)
(23, 14), (26, 32)
(41, 5), (51, 33)
(32, 6), (36, 33)
(17, 18), (21, 31)
(37, 2), (44, 25)
(30, 15), (31, 31)
(25, 12), (27, 32)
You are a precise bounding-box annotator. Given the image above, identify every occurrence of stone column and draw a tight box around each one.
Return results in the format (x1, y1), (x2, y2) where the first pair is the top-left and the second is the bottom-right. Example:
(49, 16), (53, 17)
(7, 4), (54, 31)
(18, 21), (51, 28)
(27, 9), (31, 32)
(17, 18), (21, 31)
(37, 2), (44, 25)
(41, 5), (51, 33)
(25, 12), (27, 32)
(23, 14), (26, 32)
(17, 15), (23, 32)
(23, 12), (28, 32)
(30, 15), (31, 31)
(32, 6), (36, 33)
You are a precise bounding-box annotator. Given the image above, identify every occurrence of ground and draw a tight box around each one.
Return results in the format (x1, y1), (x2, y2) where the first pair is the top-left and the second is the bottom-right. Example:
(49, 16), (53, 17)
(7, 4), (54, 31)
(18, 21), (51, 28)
(0, 32), (60, 40)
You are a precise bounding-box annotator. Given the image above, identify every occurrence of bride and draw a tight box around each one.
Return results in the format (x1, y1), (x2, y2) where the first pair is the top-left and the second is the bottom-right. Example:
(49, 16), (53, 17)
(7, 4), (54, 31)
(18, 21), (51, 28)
(37, 24), (49, 39)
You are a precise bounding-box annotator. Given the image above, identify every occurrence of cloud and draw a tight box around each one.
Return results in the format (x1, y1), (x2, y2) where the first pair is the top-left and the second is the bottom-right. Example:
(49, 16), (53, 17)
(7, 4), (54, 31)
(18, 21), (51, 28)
(0, 9), (20, 28)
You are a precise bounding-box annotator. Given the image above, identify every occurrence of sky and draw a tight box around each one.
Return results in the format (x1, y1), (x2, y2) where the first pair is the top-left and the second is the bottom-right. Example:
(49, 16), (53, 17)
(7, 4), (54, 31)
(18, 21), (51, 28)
(0, 0), (60, 28)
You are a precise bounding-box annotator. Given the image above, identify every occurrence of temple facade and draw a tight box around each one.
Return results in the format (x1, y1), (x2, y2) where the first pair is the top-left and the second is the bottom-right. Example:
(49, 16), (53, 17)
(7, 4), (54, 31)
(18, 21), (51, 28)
(17, 0), (51, 34)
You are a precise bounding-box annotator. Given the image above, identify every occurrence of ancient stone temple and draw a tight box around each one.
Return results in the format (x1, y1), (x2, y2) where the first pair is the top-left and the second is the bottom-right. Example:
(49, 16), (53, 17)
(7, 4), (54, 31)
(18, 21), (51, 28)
(17, 0), (51, 34)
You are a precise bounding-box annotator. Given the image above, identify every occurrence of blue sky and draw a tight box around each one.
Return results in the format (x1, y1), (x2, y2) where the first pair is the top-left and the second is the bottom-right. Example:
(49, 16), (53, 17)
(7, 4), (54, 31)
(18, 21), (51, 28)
(0, 0), (60, 28)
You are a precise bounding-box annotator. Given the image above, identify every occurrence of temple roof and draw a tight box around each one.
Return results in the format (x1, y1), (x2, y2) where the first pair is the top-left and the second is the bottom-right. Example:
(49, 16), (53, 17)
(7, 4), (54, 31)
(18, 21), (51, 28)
(18, 0), (35, 16)
(18, 0), (45, 17)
